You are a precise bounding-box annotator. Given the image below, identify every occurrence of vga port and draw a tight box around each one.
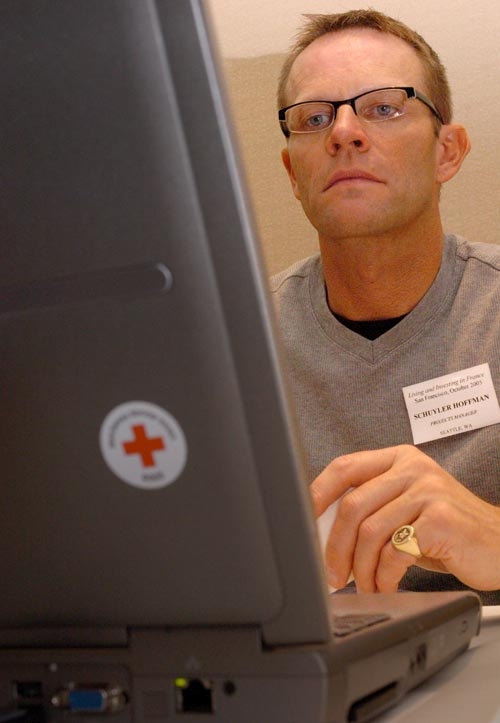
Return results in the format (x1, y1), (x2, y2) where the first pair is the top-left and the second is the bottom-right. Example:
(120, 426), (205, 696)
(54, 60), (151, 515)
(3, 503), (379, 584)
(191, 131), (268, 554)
(51, 683), (128, 714)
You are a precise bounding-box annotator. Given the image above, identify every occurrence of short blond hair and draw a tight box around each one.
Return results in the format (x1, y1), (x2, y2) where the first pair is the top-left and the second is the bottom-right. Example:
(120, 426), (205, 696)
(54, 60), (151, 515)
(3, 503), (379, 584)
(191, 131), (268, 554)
(277, 9), (452, 125)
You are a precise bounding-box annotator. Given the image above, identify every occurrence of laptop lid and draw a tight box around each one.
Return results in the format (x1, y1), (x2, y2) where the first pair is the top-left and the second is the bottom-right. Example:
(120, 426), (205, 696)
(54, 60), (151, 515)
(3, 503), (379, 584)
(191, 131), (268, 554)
(0, 0), (331, 647)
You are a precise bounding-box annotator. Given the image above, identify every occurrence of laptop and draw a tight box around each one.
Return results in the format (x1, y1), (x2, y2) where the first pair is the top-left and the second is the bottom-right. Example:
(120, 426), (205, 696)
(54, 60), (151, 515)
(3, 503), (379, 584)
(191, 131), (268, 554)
(0, 1), (480, 721)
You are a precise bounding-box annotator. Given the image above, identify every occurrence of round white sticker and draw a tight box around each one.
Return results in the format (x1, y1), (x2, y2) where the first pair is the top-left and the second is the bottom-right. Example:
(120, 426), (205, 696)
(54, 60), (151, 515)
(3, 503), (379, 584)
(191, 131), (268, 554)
(99, 401), (187, 490)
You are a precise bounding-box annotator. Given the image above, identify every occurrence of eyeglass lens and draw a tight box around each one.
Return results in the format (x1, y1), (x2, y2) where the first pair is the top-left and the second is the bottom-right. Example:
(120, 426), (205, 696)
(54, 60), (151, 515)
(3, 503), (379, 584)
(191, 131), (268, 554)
(285, 88), (410, 134)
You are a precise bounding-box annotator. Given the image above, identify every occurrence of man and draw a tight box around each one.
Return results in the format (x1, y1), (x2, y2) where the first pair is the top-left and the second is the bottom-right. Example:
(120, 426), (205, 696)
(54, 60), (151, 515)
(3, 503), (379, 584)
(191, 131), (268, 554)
(271, 9), (500, 602)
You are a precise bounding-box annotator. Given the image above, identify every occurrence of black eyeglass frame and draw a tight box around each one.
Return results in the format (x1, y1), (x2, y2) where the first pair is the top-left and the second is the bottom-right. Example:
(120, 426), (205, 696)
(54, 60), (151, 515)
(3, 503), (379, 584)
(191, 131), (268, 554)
(278, 86), (444, 138)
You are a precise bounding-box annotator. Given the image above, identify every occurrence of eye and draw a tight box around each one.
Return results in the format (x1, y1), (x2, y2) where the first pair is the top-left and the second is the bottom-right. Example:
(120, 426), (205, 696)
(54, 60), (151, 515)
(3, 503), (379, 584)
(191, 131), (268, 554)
(288, 103), (333, 132)
(361, 102), (402, 121)
(305, 111), (331, 130)
(356, 90), (407, 122)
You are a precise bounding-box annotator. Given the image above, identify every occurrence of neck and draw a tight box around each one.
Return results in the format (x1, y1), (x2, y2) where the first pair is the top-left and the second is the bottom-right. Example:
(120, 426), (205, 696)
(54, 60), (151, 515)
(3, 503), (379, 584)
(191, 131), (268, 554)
(319, 226), (444, 321)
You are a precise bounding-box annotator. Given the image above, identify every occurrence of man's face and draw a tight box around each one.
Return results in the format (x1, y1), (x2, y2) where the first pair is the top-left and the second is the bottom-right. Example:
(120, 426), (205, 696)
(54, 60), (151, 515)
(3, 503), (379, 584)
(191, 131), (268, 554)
(281, 29), (446, 243)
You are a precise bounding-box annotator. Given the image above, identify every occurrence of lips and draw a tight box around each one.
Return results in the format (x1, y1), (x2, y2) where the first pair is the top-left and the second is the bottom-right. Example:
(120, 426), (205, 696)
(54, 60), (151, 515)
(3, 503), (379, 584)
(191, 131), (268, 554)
(323, 169), (384, 191)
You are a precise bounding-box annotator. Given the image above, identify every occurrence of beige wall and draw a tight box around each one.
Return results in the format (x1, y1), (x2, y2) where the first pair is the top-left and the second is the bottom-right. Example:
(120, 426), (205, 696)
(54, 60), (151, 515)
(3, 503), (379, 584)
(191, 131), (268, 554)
(206, 0), (500, 275)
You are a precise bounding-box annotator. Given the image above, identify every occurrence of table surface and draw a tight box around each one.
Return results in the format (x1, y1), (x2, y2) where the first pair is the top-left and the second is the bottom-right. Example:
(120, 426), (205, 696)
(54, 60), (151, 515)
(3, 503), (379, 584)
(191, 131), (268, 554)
(378, 606), (500, 722)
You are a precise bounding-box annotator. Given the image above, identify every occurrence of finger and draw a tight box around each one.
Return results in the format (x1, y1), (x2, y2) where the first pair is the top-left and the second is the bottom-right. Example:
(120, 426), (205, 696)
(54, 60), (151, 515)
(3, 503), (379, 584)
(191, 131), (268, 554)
(325, 471), (422, 587)
(328, 447), (448, 588)
(361, 520), (447, 592)
(323, 486), (394, 588)
(310, 446), (401, 517)
(372, 540), (418, 592)
(349, 497), (426, 590)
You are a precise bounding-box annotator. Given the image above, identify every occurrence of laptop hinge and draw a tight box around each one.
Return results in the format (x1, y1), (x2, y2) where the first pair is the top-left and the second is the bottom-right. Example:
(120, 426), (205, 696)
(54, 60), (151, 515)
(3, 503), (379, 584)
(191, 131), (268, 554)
(128, 626), (328, 677)
(0, 627), (129, 649)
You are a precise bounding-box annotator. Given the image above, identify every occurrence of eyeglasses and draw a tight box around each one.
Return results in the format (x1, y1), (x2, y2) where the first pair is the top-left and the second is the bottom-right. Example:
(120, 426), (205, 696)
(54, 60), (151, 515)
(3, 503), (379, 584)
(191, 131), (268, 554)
(278, 86), (443, 137)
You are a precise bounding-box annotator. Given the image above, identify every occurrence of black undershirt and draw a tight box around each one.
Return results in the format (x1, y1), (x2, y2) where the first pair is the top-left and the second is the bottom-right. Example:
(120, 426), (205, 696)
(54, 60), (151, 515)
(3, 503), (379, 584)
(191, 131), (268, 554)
(333, 312), (407, 340)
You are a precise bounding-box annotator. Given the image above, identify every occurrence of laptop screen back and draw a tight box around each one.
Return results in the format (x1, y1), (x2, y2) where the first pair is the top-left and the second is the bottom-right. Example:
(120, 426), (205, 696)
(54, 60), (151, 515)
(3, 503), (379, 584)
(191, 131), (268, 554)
(0, 0), (330, 646)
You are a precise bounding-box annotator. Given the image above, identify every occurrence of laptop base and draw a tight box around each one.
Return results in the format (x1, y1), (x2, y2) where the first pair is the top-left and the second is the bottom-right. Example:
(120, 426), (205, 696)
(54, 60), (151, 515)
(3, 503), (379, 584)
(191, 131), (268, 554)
(0, 591), (480, 723)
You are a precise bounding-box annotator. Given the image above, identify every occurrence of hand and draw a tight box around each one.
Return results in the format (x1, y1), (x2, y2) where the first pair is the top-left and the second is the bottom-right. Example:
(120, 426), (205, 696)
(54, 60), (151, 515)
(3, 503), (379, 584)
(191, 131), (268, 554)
(310, 444), (500, 593)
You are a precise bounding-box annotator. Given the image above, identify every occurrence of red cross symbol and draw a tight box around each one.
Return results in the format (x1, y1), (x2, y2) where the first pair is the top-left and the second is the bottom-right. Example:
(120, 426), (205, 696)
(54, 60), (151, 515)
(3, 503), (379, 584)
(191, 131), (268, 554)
(122, 424), (166, 467)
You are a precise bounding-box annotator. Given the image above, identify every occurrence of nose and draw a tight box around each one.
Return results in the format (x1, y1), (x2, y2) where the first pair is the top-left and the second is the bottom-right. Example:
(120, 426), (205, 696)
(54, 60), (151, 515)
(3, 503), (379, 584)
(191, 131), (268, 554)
(325, 104), (370, 155)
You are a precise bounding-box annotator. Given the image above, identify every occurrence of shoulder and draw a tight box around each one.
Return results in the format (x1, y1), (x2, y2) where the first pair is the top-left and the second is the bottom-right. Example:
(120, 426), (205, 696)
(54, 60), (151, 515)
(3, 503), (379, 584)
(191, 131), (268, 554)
(454, 235), (500, 271)
(269, 254), (325, 349)
(269, 254), (321, 298)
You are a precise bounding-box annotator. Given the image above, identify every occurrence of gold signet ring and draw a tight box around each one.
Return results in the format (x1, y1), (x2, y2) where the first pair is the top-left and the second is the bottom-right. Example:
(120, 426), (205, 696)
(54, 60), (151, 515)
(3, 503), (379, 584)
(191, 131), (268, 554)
(391, 525), (422, 558)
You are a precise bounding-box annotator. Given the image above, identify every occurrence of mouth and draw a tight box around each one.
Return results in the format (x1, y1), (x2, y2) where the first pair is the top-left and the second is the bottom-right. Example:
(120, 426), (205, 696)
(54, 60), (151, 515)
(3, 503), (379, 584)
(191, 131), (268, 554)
(323, 170), (384, 191)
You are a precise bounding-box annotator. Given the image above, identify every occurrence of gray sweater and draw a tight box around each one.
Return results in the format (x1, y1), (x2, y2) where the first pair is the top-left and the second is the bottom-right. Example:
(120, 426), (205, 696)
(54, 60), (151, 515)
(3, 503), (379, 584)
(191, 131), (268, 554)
(271, 235), (500, 602)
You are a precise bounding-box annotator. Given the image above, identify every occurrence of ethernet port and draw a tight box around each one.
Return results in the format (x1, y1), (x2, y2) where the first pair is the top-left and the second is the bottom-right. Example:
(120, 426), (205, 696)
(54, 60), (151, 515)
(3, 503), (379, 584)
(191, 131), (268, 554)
(175, 678), (214, 714)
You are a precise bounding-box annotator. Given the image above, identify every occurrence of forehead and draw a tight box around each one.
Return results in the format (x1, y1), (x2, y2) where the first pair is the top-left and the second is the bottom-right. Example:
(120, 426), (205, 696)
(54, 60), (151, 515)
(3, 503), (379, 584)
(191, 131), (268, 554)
(286, 28), (428, 103)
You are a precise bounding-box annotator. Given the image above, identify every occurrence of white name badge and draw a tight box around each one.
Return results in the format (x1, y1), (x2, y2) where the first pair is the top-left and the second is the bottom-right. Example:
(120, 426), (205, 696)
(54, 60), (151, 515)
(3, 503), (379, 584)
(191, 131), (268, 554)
(402, 363), (500, 445)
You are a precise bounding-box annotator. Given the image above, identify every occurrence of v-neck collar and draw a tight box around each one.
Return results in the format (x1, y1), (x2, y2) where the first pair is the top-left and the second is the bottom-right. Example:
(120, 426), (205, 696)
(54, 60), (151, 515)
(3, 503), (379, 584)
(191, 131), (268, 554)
(309, 235), (461, 364)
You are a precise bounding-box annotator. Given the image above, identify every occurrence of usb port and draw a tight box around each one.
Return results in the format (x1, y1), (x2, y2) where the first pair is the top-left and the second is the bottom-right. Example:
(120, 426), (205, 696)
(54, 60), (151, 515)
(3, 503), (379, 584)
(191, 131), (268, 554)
(14, 681), (43, 700)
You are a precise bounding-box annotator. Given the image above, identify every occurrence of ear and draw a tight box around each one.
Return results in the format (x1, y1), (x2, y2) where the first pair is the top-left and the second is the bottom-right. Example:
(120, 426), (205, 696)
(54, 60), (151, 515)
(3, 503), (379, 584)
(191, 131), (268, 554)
(281, 146), (302, 200)
(435, 124), (471, 184)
